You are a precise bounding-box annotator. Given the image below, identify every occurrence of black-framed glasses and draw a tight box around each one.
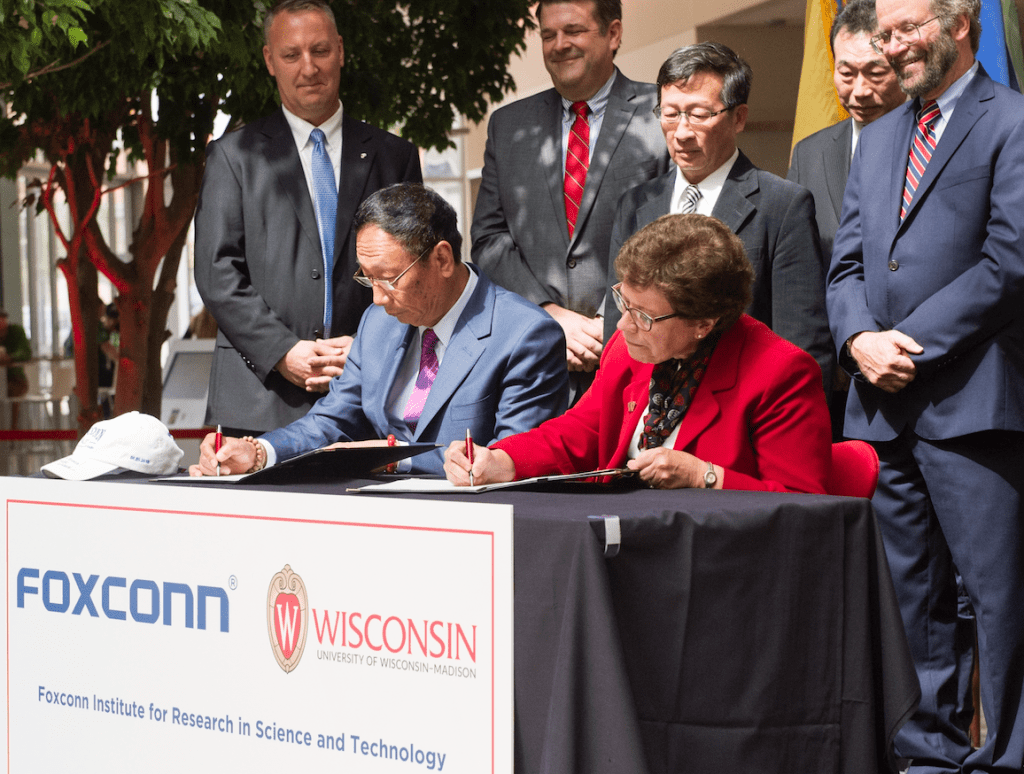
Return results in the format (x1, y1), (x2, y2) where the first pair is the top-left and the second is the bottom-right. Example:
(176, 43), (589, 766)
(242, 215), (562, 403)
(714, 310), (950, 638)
(870, 16), (941, 53)
(353, 243), (435, 291)
(611, 284), (682, 331)
(653, 104), (733, 126)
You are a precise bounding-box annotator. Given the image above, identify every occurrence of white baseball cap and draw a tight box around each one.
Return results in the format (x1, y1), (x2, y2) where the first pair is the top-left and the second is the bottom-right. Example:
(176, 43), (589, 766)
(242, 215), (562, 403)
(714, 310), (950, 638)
(41, 411), (184, 480)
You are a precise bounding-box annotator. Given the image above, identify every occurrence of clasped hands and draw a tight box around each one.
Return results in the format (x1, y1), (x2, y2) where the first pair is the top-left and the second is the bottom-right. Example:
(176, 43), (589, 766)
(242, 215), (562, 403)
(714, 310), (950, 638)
(848, 330), (923, 393)
(543, 304), (603, 372)
(275, 335), (354, 392)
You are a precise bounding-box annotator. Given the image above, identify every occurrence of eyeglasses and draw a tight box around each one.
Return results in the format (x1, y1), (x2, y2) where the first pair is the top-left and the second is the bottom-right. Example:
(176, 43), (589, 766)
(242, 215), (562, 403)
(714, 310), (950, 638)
(611, 284), (682, 331)
(653, 104), (733, 126)
(870, 16), (941, 53)
(353, 243), (434, 291)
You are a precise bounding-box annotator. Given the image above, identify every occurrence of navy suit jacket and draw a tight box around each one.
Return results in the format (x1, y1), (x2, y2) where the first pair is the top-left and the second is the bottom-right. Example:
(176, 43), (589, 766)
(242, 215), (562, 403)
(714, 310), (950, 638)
(788, 118), (853, 263)
(605, 152), (835, 395)
(195, 108), (422, 432)
(828, 66), (1024, 441)
(261, 266), (570, 474)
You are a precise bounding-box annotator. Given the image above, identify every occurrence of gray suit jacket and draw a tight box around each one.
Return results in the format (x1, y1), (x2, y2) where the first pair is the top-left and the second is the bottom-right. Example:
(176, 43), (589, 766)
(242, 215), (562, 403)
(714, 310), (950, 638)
(194, 108), (422, 432)
(471, 69), (669, 317)
(787, 118), (853, 262)
(605, 152), (834, 394)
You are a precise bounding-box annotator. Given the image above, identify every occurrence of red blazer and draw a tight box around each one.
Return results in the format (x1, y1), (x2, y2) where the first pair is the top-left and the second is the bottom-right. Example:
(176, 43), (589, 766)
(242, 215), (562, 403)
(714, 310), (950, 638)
(494, 315), (831, 493)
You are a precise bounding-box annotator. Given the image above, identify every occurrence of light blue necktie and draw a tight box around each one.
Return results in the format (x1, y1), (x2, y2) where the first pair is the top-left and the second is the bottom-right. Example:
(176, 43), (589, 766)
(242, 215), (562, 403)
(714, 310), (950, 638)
(310, 128), (337, 334)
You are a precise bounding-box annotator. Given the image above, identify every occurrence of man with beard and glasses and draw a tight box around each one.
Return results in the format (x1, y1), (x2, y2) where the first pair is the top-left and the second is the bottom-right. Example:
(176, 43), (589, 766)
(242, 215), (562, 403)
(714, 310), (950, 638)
(471, 0), (668, 403)
(827, 0), (1024, 771)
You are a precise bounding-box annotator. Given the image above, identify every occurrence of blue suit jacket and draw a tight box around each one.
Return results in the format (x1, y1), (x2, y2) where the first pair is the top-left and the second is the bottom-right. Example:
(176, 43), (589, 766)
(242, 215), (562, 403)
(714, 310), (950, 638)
(261, 265), (570, 474)
(828, 66), (1024, 441)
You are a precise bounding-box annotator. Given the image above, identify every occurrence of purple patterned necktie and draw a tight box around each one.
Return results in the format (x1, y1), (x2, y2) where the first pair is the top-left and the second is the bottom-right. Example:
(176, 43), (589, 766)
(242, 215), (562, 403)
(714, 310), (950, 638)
(901, 99), (940, 221)
(403, 329), (439, 431)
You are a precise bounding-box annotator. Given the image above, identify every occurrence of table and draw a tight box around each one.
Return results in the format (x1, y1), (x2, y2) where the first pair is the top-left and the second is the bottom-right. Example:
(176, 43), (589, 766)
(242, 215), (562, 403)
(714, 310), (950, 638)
(173, 476), (918, 774)
(13, 474), (919, 773)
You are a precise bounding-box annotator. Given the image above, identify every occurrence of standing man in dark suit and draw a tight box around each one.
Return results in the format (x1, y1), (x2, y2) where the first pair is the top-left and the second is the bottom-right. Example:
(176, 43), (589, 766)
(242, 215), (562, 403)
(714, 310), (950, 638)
(471, 0), (668, 397)
(606, 43), (834, 394)
(788, 0), (905, 261)
(788, 0), (905, 437)
(195, 0), (421, 436)
(828, 0), (1024, 770)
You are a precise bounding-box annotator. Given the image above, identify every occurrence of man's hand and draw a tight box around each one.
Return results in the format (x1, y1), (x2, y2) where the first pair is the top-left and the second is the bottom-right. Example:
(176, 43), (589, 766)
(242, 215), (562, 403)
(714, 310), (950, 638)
(848, 330), (924, 393)
(543, 304), (603, 372)
(189, 433), (256, 477)
(275, 335), (353, 392)
(304, 335), (354, 391)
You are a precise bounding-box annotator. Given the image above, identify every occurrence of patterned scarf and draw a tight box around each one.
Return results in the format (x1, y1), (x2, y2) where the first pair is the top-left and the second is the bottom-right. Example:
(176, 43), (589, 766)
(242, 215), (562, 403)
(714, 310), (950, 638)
(639, 328), (722, 451)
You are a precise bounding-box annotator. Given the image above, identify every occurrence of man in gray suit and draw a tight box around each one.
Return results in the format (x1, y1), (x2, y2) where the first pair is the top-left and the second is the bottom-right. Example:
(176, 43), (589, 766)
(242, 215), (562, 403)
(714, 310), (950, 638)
(604, 42), (834, 395)
(195, 0), (422, 436)
(471, 0), (668, 393)
(787, 0), (905, 437)
(788, 0), (904, 261)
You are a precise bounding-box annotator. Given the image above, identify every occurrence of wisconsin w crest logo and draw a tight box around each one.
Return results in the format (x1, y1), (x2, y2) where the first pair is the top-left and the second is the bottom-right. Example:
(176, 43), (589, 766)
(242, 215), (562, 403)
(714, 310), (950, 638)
(267, 565), (308, 673)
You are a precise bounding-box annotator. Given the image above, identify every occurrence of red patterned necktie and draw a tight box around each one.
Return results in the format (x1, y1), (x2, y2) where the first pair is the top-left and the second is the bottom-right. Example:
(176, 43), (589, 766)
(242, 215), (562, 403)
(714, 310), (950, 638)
(564, 101), (590, 238)
(901, 99), (940, 221)
(403, 328), (439, 432)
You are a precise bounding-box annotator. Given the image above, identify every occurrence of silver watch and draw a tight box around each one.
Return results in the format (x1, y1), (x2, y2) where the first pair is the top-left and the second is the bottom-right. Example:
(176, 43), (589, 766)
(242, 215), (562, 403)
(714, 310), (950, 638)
(703, 461), (717, 489)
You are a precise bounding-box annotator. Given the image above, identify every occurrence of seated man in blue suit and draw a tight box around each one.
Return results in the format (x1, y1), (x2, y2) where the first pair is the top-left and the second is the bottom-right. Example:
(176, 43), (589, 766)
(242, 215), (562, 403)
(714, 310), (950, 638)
(190, 183), (569, 476)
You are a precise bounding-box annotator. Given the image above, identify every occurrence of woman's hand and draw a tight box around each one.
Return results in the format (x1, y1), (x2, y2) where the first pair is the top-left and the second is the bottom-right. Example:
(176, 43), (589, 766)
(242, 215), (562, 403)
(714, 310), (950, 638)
(444, 442), (516, 486)
(627, 448), (722, 489)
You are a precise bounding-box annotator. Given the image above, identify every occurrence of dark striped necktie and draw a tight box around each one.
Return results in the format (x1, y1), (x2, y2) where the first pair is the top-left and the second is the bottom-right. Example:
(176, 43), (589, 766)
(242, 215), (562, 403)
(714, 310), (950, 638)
(901, 99), (940, 221)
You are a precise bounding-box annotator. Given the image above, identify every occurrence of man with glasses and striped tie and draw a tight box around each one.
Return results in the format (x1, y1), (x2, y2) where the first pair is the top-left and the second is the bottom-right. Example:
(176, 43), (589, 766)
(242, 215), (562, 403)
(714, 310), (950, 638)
(195, 0), (421, 439)
(603, 43), (834, 398)
(191, 184), (568, 477)
(827, 1), (1024, 771)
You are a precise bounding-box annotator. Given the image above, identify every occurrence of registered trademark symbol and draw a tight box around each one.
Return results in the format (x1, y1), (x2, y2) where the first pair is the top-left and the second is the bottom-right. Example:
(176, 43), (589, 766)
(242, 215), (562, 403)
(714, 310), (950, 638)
(229, 575), (238, 590)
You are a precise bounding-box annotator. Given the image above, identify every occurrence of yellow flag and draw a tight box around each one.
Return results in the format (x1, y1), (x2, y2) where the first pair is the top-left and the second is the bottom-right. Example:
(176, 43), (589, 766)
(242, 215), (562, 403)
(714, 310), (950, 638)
(792, 0), (849, 149)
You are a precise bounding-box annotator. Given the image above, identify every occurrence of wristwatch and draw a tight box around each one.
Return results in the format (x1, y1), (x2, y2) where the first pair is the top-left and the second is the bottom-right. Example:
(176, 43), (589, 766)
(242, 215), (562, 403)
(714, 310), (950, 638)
(703, 461), (717, 489)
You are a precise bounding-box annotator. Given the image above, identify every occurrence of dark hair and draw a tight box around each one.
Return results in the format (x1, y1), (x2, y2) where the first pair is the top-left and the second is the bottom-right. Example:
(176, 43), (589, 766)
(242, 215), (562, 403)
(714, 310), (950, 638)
(656, 42), (752, 108)
(536, 0), (621, 34)
(932, 0), (982, 53)
(615, 214), (753, 331)
(263, 0), (338, 46)
(830, 0), (878, 55)
(354, 183), (463, 261)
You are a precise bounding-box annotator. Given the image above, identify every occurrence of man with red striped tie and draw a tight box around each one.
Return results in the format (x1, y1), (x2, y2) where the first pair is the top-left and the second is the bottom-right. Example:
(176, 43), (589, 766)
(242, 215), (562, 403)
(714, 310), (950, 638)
(827, 1), (1024, 771)
(471, 0), (668, 402)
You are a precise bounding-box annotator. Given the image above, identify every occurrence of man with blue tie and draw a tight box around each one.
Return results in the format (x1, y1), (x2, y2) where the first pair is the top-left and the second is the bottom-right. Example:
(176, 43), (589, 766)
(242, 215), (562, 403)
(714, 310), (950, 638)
(190, 183), (569, 477)
(827, 0), (1024, 770)
(195, 0), (422, 438)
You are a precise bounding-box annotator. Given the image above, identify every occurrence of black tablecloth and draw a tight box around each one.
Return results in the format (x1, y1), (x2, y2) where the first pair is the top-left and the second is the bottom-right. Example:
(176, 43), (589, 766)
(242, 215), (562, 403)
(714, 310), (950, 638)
(155, 476), (920, 774)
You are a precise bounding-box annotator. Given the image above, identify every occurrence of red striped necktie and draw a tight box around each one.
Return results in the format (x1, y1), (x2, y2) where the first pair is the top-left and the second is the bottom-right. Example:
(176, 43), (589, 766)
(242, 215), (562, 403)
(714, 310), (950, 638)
(901, 99), (940, 221)
(564, 101), (590, 238)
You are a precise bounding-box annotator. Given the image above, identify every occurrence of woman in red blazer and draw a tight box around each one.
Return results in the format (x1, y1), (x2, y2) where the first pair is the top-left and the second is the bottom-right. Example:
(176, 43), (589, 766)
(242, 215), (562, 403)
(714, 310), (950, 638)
(446, 214), (831, 493)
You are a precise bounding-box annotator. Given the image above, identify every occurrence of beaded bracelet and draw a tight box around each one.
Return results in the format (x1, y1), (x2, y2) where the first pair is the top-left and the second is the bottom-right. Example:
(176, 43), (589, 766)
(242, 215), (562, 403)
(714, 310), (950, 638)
(240, 436), (267, 474)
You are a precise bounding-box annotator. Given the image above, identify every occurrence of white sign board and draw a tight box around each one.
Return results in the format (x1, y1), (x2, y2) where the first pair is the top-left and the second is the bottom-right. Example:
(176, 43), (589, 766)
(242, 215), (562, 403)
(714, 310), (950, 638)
(2, 477), (513, 773)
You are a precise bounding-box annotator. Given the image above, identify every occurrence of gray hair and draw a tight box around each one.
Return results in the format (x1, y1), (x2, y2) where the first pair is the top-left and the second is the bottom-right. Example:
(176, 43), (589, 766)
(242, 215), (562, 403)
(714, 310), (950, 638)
(932, 0), (982, 53)
(263, 0), (338, 47)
